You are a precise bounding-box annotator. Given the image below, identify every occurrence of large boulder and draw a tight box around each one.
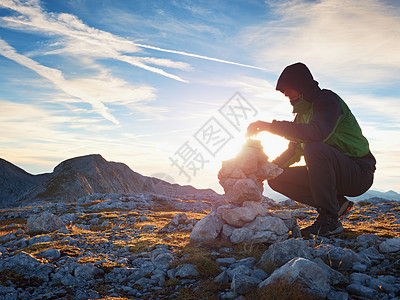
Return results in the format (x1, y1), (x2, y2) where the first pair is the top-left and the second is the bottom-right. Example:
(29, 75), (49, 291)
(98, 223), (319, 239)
(190, 212), (224, 243)
(259, 257), (331, 298)
(259, 238), (313, 267)
(0, 251), (55, 281)
(27, 212), (65, 234)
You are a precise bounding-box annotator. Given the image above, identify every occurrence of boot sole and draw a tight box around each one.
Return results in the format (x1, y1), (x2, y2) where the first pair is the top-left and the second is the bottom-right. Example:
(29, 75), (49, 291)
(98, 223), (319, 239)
(327, 225), (344, 235)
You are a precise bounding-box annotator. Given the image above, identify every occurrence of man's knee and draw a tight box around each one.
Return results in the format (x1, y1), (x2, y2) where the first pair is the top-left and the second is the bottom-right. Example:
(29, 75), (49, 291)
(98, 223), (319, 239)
(303, 142), (331, 160)
(268, 178), (280, 193)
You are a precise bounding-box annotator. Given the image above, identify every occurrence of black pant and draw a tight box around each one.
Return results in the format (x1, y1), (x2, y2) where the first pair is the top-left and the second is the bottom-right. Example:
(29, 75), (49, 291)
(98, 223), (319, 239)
(268, 142), (375, 219)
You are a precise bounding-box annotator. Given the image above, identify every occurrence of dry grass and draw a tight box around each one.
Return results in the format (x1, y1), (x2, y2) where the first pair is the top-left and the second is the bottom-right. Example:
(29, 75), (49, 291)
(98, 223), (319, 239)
(175, 243), (220, 278)
(297, 207), (400, 239)
(245, 278), (323, 300)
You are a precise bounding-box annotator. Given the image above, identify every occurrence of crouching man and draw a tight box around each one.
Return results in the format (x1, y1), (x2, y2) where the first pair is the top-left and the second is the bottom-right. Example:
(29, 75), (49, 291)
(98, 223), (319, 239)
(246, 62), (376, 236)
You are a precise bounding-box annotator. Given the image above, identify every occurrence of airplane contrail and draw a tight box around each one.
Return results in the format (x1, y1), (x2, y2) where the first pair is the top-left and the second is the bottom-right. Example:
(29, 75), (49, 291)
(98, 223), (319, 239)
(135, 43), (267, 71)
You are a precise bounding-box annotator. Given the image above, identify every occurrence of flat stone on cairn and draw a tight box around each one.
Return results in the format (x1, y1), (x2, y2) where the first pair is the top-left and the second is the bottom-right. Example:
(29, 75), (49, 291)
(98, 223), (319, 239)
(190, 139), (297, 244)
(218, 139), (283, 205)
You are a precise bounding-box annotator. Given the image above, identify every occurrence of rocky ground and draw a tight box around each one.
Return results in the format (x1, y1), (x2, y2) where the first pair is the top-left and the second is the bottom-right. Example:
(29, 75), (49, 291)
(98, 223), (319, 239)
(0, 193), (400, 300)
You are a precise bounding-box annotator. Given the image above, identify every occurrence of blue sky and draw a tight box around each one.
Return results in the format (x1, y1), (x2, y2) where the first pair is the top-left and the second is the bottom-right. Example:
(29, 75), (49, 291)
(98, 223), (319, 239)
(1, 0), (399, 195)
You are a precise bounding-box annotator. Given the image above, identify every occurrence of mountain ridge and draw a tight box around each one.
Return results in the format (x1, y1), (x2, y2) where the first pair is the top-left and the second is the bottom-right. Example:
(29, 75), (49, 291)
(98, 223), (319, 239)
(0, 154), (217, 207)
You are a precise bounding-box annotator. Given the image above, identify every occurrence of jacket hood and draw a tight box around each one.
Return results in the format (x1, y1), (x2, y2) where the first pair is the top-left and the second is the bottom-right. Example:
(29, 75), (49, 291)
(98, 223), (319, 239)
(276, 62), (319, 95)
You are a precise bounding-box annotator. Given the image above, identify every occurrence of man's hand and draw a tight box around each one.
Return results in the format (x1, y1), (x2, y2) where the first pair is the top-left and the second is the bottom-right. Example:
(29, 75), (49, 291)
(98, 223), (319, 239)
(246, 121), (271, 137)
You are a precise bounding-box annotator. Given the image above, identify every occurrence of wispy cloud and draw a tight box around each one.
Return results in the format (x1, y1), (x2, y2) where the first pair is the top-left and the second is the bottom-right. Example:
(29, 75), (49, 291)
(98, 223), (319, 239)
(0, 0), (191, 82)
(242, 0), (400, 84)
(135, 43), (267, 71)
(1, 38), (162, 124)
(0, 38), (122, 123)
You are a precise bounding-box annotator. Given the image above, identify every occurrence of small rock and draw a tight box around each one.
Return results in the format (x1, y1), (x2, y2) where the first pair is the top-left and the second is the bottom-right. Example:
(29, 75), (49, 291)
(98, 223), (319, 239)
(36, 249), (61, 260)
(379, 237), (400, 253)
(175, 264), (199, 278)
(231, 273), (261, 295)
(352, 262), (367, 272)
(216, 257), (236, 267)
(346, 283), (378, 299)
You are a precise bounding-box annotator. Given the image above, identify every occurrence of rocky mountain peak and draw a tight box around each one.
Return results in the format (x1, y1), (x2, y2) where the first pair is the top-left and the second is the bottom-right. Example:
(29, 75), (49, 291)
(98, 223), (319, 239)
(0, 158), (51, 206)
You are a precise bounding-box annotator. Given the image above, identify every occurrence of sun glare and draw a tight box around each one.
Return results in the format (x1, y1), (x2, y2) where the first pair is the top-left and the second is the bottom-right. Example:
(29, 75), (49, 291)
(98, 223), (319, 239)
(216, 132), (289, 164)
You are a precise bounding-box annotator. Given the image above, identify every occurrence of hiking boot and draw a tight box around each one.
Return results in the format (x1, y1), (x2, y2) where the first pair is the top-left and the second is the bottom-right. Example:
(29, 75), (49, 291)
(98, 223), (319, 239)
(338, 198), (354, 219)
(301, 215), (343, 237)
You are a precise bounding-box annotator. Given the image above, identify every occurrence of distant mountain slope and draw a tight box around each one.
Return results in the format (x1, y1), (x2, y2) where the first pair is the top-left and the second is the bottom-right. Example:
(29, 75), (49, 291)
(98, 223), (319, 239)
(17, 154), (158, 204)
(0, 154), (218, 206)
(0, 158), (51, 206)
(349, 189), (400, 202)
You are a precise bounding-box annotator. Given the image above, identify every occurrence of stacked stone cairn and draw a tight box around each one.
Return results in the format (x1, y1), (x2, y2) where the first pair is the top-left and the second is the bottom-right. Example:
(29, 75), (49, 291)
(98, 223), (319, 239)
(190, 139), (300, 244)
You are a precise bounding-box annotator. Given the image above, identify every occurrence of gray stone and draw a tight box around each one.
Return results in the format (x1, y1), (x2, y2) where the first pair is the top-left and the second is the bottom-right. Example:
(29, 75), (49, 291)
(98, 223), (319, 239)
(355, 234), (381, 248)
(352, 262), (367, 272)
(358, 246), (385, 261)
(150, 249), (174, 270)
(245, 216), (288, 236)
(152, 252), (174, 270)
(379, 237), (400, 253)
(190, 211), (224, 243)
(58, 227), (70, 234)
(327, 290), (349, 300)
(230, 227), (253, 244)
(229, 216), (289, 244)
(74, 263), (102, 281)
(231, 273), (261, 295)
(259, 238), (313, 267)
(252, 268), (268, 281)
(222, 224), (235, 239)
(227, 265), (253, 280)
(217, 204), (258, 227)
(214, 271), (230, 283)
(169, 212), (188, 226)
(313, 258), (349, 286)
(369, 278), (398, 294)
(27, 212), (65, 233)
(224, 178), (263, 205)
(0, 251), (54, 281)
(242, 201), (269, 217)
(350, 273), (373, 285)
(259, 258), (331, 298)
(0, 232), (16, 242)
(36, 249), (61, 260)
(175, 264), (199, 278)
(0, 286), (18, 299)
(140, 261), (155, 276)
(236, 257), (256, 268)
(346, 283), (378, 299)
(313, 244), (364, 270)
(134, 277), (153, 289)
(74, 289), (100, 300)
(29, 234), (52, 245)
(216, 257), (236, 267)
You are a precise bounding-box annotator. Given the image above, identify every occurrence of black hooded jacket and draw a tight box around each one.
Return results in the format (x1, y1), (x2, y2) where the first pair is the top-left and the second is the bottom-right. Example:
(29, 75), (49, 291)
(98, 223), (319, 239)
(270, 63), (375, 170)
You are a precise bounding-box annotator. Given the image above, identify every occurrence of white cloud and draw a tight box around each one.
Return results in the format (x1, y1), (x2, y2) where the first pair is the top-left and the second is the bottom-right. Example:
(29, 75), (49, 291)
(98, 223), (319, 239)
(242, 0), (400, 84)
(0, 99), (175, 175)
(0, 0), (190, 81)
(0, 39), (158, 124)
